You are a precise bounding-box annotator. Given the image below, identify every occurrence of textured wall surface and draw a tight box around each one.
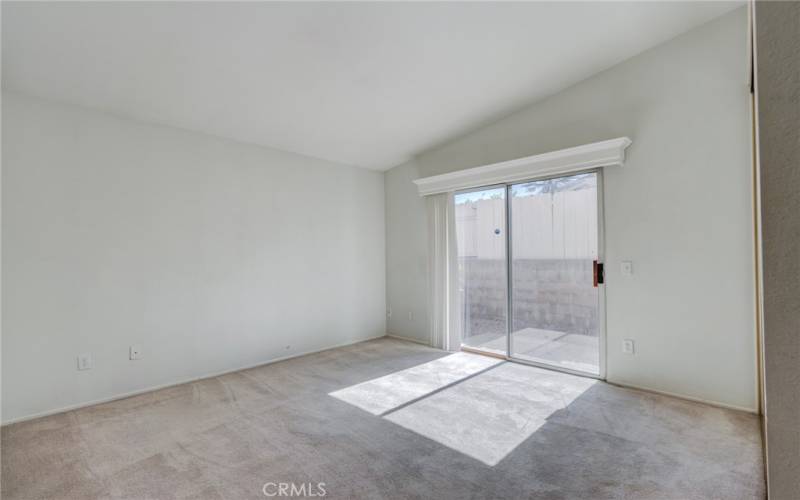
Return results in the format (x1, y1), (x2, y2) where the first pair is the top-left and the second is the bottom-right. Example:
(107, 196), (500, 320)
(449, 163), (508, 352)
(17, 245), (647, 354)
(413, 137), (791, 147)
(755, 1), (800, 498)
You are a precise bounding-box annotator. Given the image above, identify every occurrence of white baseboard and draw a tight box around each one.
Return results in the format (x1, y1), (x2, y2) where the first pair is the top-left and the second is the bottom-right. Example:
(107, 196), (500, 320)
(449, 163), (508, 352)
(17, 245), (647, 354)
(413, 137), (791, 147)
(386, 333), (431, 346)
(6, 333), (754, 425)
(2, 334), (387, 426)
(608, 380), (759, 414)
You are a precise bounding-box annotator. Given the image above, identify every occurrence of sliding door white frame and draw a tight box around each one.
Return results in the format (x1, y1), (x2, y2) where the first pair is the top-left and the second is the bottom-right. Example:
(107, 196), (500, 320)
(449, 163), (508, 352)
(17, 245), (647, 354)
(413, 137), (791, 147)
(457, 168), (606, 380)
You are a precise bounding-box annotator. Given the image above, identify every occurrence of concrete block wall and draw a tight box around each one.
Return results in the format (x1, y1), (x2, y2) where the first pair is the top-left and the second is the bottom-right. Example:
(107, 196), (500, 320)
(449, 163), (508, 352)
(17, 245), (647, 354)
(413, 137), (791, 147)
(461, 258), (598, 340)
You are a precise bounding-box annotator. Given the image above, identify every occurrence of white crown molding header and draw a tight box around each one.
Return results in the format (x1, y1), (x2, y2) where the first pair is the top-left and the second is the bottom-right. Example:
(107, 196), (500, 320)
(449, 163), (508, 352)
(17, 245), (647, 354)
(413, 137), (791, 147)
(413, 137), (632, 196)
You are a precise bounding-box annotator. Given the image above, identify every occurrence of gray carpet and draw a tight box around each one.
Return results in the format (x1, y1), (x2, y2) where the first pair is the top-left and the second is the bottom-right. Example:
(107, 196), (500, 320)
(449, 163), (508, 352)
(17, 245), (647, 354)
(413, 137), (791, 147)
(1, 337), (764, 499)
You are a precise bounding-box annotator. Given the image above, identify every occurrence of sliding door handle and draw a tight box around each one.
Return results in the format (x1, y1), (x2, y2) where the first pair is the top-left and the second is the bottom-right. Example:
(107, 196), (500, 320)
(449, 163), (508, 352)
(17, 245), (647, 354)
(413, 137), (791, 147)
(593, 260), (604, 287)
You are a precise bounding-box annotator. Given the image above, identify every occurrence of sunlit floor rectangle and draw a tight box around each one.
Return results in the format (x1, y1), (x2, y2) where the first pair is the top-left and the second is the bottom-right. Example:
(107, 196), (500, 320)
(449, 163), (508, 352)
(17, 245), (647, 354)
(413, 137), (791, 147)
(385, 362), (597, 465)
(329, 351), (501, 415)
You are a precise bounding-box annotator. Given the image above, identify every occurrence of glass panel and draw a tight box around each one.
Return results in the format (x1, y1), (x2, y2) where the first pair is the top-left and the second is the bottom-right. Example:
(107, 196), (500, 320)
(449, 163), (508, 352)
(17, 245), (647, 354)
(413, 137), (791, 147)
(509, 173), (600, 374)
(455, 187), (507, 355)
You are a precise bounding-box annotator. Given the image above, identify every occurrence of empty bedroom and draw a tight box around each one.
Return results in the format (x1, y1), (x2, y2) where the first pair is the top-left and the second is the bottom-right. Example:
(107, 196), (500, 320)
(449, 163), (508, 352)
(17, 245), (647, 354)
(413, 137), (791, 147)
(1, 1), (798, 499)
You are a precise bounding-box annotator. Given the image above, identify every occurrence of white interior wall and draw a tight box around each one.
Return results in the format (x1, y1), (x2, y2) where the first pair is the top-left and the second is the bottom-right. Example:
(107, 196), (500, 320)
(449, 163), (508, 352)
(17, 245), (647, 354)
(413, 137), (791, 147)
(1, 92), (386, 423)
(385, 8), (756, 410)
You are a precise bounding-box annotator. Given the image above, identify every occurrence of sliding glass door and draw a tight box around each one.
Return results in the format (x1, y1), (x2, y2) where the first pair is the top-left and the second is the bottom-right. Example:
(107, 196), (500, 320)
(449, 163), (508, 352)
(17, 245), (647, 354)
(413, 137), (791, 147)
(455, 171), (603, 377)
(455, 187), (507, 356)
(509, 172), (601, 375)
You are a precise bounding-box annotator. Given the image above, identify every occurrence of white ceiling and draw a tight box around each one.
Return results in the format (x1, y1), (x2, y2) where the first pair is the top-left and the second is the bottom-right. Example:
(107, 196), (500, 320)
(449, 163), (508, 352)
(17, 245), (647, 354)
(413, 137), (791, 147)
(2, 2), (741, 171)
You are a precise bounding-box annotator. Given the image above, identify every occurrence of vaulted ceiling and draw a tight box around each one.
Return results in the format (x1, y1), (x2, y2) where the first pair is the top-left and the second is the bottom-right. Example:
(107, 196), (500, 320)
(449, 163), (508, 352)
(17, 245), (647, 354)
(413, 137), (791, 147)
(2, 2), (741, 170)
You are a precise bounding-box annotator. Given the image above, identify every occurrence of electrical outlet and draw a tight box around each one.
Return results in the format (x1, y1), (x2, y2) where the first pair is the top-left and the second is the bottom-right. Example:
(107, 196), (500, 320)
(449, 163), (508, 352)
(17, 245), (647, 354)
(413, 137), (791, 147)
(622, 339), (635, 355)
(408, 311), (414, 321)
(77, 353), (93, 371)
(621, 261), (633, 276)
(129, 345), (143, 360)
(387, 307), (392, 319)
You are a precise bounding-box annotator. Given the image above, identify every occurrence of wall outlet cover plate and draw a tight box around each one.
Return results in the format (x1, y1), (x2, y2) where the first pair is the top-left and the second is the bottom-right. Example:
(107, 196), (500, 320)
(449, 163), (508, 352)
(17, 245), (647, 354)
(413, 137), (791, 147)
(77, 353), (93, 370)
(622, 339), (635, 354)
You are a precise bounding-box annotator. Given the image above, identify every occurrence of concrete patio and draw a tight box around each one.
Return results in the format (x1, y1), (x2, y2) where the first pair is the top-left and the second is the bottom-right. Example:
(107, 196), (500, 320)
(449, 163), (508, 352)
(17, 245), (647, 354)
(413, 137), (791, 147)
(464, 327), (600, 374)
